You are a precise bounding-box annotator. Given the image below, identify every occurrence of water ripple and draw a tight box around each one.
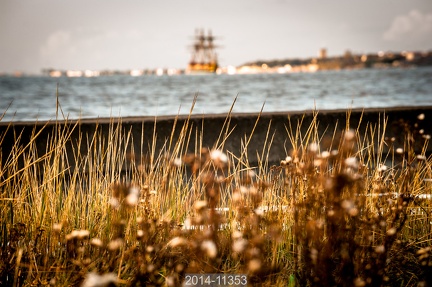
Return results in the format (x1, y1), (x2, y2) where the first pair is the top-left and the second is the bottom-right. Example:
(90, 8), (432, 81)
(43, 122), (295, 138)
(1, 67), (431, 121)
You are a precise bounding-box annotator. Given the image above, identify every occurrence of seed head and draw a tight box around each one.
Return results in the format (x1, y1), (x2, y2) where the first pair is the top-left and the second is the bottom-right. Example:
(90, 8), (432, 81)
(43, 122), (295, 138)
(281, 156), (293, 166)
(349, 207), (359, 217)
(417, 247), (431, 255)
(345, 129), (356, 141)
(344, 157), (358, 169)
(417, 155), (427, 161)
(254, 208), (264, 216)
(166, 276), (175, 287)
(167, 237), (188, 248)
(354, 277), (366, 287)
(149, 190), (157, 195)
(147, 264), (155, 273)
(125, 193), (138, 207)
(310, 248), (318, 264)
(146, 246), (155, 253)
(172, 157), (182, 167)
(232, 238), (248, 253)
(239, 186), (249, 194)
(109, 198), (120, 209)
(107, 239), (123, 251)
(201, 240), (217, 258)
(176, 263), (185, 273)
(66, 229), (90, 241)
(232, 231), (243, 240)
(321, 151), (330, 159)
(386, 227), (397, 236)
(125, 187), (140, 207)
(78, 230), (90, 239)
(232, 191), (242, 205)
(374, 245), (385, 254)
(137, 230), (144, 238)
(378, 164), (388, 172)
(248, 258), (262, 272)
(194, 200), (208, 211)
(52, 223), (63, 233)
(308, 143), (319, 153)
(90, 238), (103, 248)
(81, 272), (117, 287)
(210, 149), (229, 168)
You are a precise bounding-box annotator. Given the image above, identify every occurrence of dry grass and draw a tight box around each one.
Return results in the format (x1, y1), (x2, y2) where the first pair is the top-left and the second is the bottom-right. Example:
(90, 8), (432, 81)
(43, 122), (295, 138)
(1, 105), (431, 287)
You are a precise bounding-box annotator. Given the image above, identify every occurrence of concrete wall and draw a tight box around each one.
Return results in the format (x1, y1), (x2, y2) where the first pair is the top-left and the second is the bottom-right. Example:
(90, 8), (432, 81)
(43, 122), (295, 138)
(1, 106), (431, 171)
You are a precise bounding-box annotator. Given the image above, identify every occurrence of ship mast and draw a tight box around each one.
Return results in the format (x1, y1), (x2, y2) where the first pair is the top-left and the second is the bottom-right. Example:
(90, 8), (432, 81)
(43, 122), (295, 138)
(188, 29), (218, 73)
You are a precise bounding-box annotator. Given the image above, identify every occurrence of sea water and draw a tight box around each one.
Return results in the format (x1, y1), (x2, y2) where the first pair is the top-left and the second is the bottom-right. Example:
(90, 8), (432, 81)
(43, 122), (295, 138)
(1, 66), (431, 122)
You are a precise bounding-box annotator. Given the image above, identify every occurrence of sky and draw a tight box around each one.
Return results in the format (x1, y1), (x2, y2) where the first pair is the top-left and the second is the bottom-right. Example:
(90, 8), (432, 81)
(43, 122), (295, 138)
(1, 0), (432, 74)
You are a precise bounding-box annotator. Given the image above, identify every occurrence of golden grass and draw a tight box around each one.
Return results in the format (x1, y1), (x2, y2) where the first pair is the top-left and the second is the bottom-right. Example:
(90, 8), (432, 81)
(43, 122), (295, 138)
(1, 105), (431, 287)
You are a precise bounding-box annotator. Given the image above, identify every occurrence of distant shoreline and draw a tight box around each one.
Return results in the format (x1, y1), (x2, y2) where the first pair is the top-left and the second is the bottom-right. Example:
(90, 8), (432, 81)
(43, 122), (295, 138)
(2, 49), (431, 77)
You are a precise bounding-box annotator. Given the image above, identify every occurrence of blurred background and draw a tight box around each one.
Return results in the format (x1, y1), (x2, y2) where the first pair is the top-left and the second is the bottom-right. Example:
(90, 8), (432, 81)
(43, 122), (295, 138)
(1, 0), (431, 121)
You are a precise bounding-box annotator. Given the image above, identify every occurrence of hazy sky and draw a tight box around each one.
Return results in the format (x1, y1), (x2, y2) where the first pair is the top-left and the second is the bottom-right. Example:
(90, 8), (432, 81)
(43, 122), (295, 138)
(1, 0), (432, 74)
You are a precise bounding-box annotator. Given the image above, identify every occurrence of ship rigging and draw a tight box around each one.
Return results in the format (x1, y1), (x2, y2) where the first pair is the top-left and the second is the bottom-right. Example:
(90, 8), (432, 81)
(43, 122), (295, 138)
(187, 29), (219, 74)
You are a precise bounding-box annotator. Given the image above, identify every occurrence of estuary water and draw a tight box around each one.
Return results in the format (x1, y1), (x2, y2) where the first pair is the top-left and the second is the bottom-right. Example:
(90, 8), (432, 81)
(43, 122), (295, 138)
(1, 67), (432, 122)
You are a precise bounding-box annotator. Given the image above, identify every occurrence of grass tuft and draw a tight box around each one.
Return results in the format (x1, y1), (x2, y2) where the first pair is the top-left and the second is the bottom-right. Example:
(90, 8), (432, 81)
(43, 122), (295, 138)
(1, 105), (431, 286)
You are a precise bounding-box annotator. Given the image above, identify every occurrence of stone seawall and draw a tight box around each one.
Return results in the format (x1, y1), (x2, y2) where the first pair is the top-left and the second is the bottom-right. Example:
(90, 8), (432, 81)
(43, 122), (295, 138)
(1, 106), (431, 170)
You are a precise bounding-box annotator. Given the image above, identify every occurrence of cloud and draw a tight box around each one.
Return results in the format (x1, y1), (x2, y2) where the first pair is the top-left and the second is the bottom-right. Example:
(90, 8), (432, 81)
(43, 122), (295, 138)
(383, 9), (432, 43)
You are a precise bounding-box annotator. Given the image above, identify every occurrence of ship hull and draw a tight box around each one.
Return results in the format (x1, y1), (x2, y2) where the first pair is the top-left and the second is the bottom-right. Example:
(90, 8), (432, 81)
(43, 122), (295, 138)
(186, 63), (218, 74)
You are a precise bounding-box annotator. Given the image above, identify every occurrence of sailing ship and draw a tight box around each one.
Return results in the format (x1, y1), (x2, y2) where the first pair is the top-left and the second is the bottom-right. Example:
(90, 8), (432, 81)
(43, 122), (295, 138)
(187, 29), (219, 74)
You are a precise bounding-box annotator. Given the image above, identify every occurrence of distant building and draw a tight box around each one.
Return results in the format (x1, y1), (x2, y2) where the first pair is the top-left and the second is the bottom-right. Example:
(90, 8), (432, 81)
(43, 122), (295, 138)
(49, 70), (63, 77)
(404, 51), (421, 61)
(319, 48), (327, 59)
